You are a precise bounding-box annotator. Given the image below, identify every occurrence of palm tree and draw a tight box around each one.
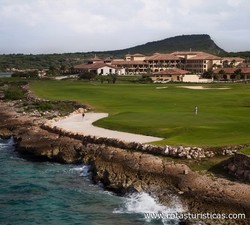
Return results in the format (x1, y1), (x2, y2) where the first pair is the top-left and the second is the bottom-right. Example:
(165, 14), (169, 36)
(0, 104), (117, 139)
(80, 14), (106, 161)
(223, 60), (229, 68)
(212, 69), (225, 80)
(233, 69), (242, 80)
(202, 70), (213, 79)
(230, 59), (236, 68)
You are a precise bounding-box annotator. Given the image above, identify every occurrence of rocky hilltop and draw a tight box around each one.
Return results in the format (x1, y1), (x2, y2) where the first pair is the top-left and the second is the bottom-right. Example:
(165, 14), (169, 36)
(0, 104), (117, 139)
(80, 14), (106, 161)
(92, 34), (226, 57)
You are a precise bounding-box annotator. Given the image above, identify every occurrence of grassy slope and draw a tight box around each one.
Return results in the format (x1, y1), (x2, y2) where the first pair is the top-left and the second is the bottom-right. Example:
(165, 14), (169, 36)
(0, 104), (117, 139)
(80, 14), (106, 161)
(30, 80), (250, 146)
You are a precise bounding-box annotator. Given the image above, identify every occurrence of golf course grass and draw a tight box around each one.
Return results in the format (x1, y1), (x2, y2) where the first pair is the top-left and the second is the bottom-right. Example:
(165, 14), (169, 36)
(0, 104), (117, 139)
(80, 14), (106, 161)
(241, 148), (250, 155)
(30, 80), (250, 147)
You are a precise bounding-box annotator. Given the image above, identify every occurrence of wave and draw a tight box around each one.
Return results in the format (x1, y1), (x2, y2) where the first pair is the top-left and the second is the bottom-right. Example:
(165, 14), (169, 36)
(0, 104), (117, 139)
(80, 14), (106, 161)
(0, 137), (15, 146)
(70, 165), (92, 177)
(0, 137), (16, 154)
(113, 192), (186, 224)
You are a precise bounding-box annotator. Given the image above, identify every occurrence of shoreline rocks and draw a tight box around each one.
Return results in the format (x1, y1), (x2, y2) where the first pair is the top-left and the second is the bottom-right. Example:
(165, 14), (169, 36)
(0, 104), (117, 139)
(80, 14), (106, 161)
(225, 153), (250, 182)
(41, 121), (249, 160)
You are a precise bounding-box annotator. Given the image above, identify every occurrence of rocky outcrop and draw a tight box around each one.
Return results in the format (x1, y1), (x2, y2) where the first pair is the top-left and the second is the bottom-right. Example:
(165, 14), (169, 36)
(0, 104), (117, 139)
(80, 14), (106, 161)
(42, 122), (249, 160)
(225, 153), (250, 182)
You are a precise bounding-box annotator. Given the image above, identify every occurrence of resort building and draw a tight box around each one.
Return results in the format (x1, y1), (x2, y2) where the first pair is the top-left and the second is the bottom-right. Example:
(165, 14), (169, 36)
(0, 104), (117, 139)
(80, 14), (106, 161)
(151, 68), (189, 82)
(74, 55), (125, 75)
(171, 51), (223, 74)
(111, 53), (148, 74)
(213, 67), (250, 80)
(222, 57), (245, 68)
(144, 53), (181, 72)
(111, 60), (148, 74)
(74, 51), (246, 80)
(125, 53), (146, 61)
(112, 51), (223, 75)
(74, 63), (117, 75)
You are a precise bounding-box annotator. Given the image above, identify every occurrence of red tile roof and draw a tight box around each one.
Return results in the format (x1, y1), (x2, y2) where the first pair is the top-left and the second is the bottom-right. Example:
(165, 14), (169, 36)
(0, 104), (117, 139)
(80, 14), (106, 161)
(131, 53), (145, 57)
(223, 57), (245, 62)
(153, 68), (189, 75)
(145, 54), (180, 61)
(111, 60), (148, 65)
(171, 51), (222, 60)
(74, 63), (116, 70)
(241, 68), (250, 73)
(213, 67), (250, 74)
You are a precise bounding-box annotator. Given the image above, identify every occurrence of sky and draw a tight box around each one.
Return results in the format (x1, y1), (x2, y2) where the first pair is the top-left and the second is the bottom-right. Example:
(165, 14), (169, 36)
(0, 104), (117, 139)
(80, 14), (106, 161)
(0, 0), (249, 54)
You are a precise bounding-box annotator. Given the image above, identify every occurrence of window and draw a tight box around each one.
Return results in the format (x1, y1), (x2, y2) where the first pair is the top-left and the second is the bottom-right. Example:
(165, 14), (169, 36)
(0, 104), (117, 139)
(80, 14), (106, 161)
(109, 69), (112, 74)
(100, 69), (103, 74)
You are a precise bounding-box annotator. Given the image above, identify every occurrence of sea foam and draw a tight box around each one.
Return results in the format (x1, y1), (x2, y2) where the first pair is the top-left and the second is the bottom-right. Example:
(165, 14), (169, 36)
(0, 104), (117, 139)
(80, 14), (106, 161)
(114, 192), (186, 224)
(70, 165), (92, 177)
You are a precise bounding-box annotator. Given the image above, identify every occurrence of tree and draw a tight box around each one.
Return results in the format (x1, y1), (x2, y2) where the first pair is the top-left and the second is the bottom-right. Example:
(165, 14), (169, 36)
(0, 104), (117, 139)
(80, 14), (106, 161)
(213, 69), (225, 80)
(223, 60), (229, 68)
(12, 70), (39, 79)
(47, 65), (59, 76)
(79, 71), (96, 80)
(212, 63), (218, 69)
(202, 70), (213, 79)
(233, 69), (242, 80)
(60, 64), (68, 74)
(109, 73), (118, 84)
(230, 59), (236, 68)
(218, 69), (226, 80)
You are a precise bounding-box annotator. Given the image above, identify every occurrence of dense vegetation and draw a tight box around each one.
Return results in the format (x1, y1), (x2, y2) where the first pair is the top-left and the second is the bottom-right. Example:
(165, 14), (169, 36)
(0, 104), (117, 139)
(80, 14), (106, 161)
(98, 34), (226, 56)
(0, 79), (84, 116)
(3, 83), (26, 100)
(30, 80), (250, 147)
(0, 53), (85, 71)
(1, 34), (249, 71)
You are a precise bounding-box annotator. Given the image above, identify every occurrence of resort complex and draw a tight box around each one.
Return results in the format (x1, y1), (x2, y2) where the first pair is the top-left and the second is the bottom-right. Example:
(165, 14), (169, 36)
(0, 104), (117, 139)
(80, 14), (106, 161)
(73, 51), (248, 82)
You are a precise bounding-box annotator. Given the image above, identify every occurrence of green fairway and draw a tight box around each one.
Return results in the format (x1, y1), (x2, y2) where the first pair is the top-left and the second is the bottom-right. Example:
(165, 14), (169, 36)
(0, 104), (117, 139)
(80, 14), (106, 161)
(240, 148), (250, 155)
(30, 80), (250, 146)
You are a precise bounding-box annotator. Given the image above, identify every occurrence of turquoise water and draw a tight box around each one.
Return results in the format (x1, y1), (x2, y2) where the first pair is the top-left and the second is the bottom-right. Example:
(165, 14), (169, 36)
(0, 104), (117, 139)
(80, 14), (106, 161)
(0, 138), (183, 225)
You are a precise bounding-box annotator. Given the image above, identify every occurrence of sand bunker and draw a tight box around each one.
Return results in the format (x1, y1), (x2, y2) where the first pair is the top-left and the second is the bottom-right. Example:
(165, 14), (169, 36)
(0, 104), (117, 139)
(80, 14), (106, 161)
(49, 112), (163, 143)
(178, 86), (231, 90)
(156, 86), (168, 89)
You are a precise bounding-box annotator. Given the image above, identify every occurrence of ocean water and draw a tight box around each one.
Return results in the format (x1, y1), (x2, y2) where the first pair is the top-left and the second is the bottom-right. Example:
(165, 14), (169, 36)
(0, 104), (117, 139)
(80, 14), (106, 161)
(0, 138), (184, 225)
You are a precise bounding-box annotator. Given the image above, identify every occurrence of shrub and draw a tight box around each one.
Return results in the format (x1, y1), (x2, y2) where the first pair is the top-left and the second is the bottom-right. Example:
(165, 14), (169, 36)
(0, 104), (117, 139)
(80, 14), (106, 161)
(78, 71), (96, 80)
(12, 71), (39, 79)
(33, 101), (54, 111)
(4, 86), (25, 100)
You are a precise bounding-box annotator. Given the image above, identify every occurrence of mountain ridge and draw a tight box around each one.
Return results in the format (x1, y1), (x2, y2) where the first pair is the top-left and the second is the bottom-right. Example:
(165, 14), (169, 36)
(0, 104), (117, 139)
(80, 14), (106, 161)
(88, 34), (226, 57)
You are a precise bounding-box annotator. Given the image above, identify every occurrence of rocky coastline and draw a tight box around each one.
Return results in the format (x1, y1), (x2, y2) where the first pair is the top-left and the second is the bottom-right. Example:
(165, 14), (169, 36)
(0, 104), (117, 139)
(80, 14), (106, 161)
(0, 89), (249, 224)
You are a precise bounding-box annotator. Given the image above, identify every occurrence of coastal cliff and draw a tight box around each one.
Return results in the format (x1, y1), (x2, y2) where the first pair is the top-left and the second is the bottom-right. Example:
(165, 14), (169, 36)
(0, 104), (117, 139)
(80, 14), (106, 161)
(0, 99), (249, 225)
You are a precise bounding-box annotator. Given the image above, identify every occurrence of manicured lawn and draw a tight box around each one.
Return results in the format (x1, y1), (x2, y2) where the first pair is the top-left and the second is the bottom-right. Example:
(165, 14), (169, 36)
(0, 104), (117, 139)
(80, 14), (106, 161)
(30, 80), (250, 146)
(241, 148), (250, 155)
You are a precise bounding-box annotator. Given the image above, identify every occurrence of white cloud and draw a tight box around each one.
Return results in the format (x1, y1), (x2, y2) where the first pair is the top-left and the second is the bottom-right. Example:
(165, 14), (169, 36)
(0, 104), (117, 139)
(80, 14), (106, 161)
(0, 0), (249, 53)
(227, 0), (242, 7)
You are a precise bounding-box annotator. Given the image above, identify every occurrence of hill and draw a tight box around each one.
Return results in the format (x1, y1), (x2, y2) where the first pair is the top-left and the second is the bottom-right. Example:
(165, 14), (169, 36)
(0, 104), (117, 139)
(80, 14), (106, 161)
(0, 34), (232, 70)
(91, 34), (226, 57)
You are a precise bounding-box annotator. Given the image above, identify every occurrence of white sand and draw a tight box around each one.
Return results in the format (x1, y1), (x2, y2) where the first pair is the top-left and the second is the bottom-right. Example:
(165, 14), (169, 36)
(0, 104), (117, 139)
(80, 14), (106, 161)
(156, 86), (168, 89)
(50, 112), (163, 143)
(178, 86), (230, 90)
